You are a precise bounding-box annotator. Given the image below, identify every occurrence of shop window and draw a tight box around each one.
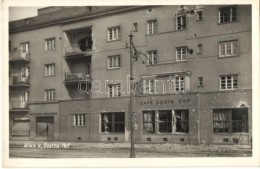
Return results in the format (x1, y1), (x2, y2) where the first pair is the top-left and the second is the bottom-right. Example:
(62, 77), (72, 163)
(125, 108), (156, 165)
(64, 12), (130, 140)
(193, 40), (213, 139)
(147, 50), (157, 65)
(107, 26), (120, 41)
(176, 47), (187, 61)
(143, 110), (189, 134)
(220, 75), (238, 90)
(159, 110), (172, 133)
(147, 20), (157, 35)
(74, 114), (86, 126)
(101, 112), (125, 133)
(176, 14), (186, 30)
(12, 117), (30, 136)
(143, 111), (155, 133)
(219, 40), (238, 57)
(219, 6), (237, 24)
(213, 108), (248, 133)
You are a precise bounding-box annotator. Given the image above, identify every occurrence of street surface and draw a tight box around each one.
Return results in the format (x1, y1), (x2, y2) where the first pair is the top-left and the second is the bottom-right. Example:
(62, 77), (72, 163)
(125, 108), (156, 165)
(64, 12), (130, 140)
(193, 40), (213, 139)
(9, 141), (252, 158)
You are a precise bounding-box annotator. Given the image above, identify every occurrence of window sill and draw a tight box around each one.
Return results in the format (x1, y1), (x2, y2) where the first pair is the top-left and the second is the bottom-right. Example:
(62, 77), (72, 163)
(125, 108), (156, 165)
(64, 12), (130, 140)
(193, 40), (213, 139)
(44, 75), (55, 77)
(146, 33), (158, 36)
(45, 49), (56, 52)
(107, 67), (120, 71)
(175, 60), (188, 63)
(142, 132), (189, 135)
(217, 20), (239, 25)
(100, 133), (125, 135)
(213, 132), (249, 136)
(218, 54), (239, 59)
(106, 39), (121, 43)
(72, 125), (86, 128)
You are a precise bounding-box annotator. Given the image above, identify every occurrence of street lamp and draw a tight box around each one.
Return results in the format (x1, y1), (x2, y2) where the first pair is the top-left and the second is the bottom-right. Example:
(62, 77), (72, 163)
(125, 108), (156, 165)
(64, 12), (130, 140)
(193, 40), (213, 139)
(129, 32), (136, 158)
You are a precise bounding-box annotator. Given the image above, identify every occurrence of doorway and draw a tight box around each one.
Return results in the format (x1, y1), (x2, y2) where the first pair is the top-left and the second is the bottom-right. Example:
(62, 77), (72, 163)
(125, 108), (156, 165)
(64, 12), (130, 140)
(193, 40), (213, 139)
(36, 116), (54, 140)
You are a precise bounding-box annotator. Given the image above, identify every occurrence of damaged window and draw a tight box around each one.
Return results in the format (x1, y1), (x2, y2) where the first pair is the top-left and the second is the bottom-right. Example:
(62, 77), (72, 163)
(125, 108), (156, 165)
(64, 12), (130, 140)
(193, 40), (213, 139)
(213, 108), (248, 133)
(101, 112), (125, 133)
(143, 111), (155, 133)
(143, 110), (189, 134)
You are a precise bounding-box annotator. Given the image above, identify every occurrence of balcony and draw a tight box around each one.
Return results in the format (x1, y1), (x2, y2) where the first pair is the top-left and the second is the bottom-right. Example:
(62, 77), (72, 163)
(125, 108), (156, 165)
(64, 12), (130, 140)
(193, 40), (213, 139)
(64, 72), (91, 85)
(9, 50), (30, 63)
(9, 101), (29, 111)
(64, 44), (92, 59)
(9, 76), (30, 87)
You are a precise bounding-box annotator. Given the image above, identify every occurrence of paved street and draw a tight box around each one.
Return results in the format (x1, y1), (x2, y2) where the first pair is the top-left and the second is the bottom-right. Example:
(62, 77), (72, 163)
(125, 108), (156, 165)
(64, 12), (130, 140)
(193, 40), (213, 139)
(9, 141), (252, 158)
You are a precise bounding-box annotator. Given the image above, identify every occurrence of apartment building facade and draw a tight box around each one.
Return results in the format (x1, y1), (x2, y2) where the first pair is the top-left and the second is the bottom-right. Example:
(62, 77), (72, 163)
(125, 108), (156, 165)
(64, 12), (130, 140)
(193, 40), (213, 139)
(9, 5), (252, 144)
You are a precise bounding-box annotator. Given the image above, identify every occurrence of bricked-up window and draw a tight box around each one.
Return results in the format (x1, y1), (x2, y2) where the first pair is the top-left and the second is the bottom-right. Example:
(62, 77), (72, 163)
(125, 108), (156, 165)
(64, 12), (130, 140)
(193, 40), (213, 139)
(143, 111), (155, 133)
(74, 114), (86, 126)
(108, 84), (121, 97)
(108, 55), (120, 69)
(45, 89), (55, 101)
(45, 38), (55, 50)
(147, 20), (157, 35)
(107, 26), (120, 41)
(176, 47), (187, 61)
(220, 75), (238, 90)
(45, 64), (55, 76)
(176, 15), (186, 30)
(142, 79), (155, 94)
(20, 42), (29, 53)
(219, 6), (237, 24)
(219, 40), (238, 57)
(147, 50), (157, 65)
(101, 112), (125, 133)
(213, 108), (248, 133)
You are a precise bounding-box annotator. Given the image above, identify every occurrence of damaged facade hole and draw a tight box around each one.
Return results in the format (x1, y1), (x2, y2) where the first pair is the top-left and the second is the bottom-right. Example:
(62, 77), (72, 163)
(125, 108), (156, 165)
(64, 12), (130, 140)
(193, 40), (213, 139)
(107, 137), (111, 141)
(163, 138), (168, 142)
(114, 137), (118, 141)
(147, 138), (151, 142)
(180, 138), (185, 142)
(77, 137), (81, 141)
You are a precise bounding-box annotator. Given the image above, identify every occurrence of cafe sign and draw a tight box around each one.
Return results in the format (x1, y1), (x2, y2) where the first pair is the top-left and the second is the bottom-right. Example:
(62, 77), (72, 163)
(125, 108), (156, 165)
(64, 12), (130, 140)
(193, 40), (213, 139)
(140, 98), (190, 106)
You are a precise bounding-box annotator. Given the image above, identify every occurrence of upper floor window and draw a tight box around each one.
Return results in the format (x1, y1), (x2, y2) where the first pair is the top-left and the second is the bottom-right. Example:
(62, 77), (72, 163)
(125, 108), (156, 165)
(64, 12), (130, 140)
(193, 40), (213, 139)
(21, 67), (29, 77)
(20, 42), (29, 53)
(108, 55), (120, 69)
(45, 64), (55, 76)
(45, 38), (56, 51)
(21, 92), (28, 102)
(142, 79), (155, 94)
(45, 89), (55, 101)
(147, 20), (157, 35)
(197, 44), (203, 54)
(147, 50), (157, 65)
(176, 47), (187, 61)
(198, 77), (203, 86)
(174, 76), (185, 92)
(219, 40), (238, 57)
(74, 114), (86, 126)
(176, 15), (186, 30)
(101, 112), (125, 133)
(133, 23), (138, 32)
(108, 84), (121, 97)
(107, 26), (120, 41)
(197, 11), (203, 21)
(220, 75), (238, 90)
(219, 6), (237, 24)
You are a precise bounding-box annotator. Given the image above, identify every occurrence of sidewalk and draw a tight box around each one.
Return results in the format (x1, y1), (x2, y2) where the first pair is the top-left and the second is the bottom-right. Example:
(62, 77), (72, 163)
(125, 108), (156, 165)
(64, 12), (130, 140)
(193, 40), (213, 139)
(9, 140), (252, 156)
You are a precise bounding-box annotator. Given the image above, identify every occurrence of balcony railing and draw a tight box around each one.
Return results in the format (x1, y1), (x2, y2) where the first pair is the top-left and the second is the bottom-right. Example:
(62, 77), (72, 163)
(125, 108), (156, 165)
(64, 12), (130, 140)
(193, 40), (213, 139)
(9, 76), (30, 86)
(64, 72), (91, 84)
(9, 50), (30, 62)
(9, 101), (29, 110)
(64, 44), (92, 58)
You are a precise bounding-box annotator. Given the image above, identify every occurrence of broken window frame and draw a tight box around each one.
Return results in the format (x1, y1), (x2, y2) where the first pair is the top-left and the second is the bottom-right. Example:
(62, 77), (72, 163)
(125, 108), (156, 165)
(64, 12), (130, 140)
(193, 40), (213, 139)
(213, 108), (248, 133)
(176, 14), (186, 30)
(143, 111), (155, 133)
(101, 112), (125, 133)
(220, 75), (238, 90)
(219, 6), (238, 24)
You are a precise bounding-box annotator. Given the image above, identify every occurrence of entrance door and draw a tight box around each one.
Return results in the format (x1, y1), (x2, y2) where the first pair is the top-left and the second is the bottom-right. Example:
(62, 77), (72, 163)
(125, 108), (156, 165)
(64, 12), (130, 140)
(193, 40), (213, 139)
(36, 116), (54, 140)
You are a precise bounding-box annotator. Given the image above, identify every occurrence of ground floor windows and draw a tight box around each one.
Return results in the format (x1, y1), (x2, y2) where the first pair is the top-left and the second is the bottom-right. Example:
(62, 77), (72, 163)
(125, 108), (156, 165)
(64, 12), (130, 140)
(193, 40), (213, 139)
(12, 117), (30, 136)
(74, 114), (86, 126)
(213, 108), (248, 133)
(101, 112), (125, 133)
(143, 109), (189, 134)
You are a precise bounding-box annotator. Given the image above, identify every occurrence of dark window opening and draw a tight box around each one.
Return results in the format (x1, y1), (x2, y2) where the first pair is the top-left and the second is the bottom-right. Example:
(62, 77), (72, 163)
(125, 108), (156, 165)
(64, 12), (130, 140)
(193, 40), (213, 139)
(223, 138), (229, 142)
(143, 111), (155, 133)
(101, 112), (125, 133)
(219, 6), (237, 23)
(159, 110), (172, 133)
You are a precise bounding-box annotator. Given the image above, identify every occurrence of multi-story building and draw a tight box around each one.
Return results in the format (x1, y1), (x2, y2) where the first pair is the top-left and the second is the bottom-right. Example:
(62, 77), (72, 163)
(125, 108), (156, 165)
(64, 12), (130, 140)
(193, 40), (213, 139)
(9, 5), (252, 144)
